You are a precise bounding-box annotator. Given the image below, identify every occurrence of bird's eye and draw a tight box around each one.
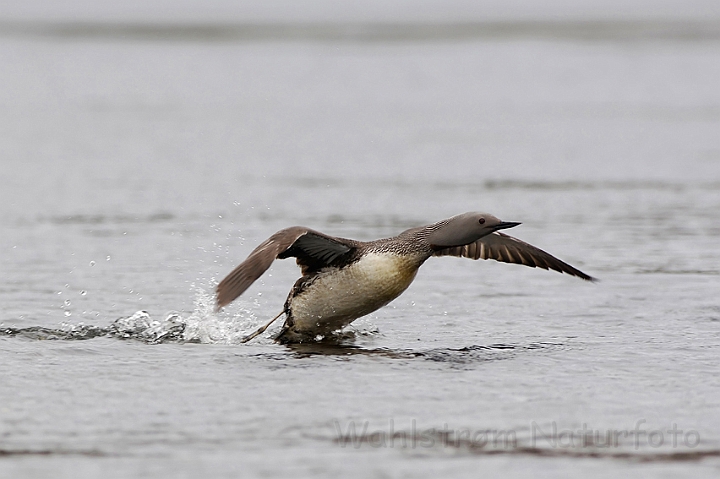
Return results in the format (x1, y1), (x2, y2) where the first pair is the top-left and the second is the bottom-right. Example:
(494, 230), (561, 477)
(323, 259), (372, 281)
(478, 218), (485, 224)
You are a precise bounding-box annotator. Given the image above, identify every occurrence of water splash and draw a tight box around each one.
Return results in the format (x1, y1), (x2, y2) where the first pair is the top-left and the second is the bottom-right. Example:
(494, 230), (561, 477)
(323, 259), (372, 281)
(2, 288), (385, 345)
(107, 310), (186, 343)
(1, 287), (263, 345)
(180, 287), (260, 344)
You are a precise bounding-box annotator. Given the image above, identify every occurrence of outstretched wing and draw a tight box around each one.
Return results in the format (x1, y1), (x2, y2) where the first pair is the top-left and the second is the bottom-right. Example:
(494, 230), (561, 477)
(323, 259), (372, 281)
(432, 232), (595, 281)
(216, 227), (356, 310)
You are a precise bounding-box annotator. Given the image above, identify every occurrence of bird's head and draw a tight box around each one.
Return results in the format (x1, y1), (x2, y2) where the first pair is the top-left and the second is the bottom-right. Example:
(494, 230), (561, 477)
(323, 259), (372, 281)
(426, 212), (520, 248)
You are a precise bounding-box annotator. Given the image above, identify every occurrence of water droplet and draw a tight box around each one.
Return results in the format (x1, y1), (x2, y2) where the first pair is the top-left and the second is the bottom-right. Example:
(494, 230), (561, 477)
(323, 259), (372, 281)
(106, 255), (111, 261)
(64, 311), (71, 317)
(89, 260), (96, 266)
(64, 299), (71, 306)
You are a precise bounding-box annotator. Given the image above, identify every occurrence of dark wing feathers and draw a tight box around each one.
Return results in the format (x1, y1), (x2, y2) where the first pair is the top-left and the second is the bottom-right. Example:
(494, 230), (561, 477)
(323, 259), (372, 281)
(216, 227), (356, 310)
(433, 232), (595, 281)
(280, 232), (352, 264)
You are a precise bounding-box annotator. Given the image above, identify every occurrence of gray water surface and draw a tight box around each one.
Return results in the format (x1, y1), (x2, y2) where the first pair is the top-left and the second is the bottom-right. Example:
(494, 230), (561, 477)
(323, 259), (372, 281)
(1, 4), (720, 478)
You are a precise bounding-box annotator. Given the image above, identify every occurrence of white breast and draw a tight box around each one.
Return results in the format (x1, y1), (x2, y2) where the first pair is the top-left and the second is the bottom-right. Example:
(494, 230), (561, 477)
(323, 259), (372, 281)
(288, 252), (424, 334)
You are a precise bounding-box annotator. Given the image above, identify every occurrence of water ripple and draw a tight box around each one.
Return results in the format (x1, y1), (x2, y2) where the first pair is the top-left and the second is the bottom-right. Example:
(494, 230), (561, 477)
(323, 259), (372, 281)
(1, 20), (720, 42)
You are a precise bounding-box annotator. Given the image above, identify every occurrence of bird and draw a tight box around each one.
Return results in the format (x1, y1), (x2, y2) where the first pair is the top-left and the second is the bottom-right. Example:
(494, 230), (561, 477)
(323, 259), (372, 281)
(216, 212), (595, 343)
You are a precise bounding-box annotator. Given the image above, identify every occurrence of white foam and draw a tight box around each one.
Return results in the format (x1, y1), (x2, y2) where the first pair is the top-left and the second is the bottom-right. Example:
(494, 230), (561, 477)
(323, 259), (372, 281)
(179, 286), (261, 344)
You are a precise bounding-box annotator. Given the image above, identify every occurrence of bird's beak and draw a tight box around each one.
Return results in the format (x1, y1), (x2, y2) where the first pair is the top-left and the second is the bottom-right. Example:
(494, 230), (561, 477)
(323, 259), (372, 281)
(493, 221), (521, 231)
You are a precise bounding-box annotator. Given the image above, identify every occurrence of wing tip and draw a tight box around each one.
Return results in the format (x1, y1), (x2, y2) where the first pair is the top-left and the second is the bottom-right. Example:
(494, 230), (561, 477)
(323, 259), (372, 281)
(567, 268), (598, 283)
(215, 280), (238, 311)
(214, 294), (225, 312)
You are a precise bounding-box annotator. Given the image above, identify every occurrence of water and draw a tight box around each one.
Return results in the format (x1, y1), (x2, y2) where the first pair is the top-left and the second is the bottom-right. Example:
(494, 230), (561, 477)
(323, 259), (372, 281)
(2, 2), (720, 477)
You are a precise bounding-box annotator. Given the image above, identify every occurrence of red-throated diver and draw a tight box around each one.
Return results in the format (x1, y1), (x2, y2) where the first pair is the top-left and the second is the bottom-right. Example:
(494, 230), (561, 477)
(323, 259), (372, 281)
(216, 212), (595, 343)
